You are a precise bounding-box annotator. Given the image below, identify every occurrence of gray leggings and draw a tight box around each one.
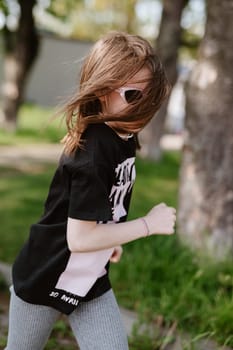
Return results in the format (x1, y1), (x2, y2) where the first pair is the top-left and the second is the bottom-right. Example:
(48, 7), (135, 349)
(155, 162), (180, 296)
(5, 287), (129, 350)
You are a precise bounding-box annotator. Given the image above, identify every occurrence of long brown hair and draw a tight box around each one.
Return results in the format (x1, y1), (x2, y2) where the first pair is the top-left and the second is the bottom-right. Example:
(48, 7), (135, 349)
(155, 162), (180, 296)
(61, 31), (170, 154)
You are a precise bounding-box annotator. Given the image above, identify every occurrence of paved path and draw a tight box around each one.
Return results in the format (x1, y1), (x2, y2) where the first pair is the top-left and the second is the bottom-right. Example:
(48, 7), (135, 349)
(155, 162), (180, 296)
(0, 134), (183, 167)
(0, 143), (63, 166)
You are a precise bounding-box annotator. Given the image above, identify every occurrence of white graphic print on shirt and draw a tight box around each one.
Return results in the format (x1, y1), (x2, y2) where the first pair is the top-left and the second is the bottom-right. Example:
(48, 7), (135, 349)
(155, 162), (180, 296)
(52, 157), (136, 300)
(109, 157), (136, 221)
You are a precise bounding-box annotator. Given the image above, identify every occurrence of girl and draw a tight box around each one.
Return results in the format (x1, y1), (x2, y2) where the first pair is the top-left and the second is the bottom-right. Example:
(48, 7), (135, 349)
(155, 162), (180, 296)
(5, 31), (176, 350)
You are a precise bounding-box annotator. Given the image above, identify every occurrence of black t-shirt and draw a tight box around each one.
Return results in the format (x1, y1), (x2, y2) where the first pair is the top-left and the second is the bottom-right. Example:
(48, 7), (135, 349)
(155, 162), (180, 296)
(12, 123), (136, 314)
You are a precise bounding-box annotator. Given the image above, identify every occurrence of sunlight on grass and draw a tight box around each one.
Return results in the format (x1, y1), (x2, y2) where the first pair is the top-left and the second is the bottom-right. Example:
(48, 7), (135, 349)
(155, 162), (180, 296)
(0, 103), (66, 145)
(0, 164), (55, 262)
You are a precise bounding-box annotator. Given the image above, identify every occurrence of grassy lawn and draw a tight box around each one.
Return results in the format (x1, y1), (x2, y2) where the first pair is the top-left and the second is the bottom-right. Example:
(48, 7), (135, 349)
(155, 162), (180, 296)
(0, 104), (233, 348)
(0, 103), (66, 145)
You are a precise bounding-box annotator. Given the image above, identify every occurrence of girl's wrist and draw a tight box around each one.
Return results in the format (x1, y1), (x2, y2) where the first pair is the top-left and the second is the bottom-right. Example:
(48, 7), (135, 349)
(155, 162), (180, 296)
(141, 217), (150, 237)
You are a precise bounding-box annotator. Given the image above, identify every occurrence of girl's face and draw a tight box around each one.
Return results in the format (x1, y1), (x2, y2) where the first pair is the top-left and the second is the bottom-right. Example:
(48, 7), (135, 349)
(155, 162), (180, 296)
(100, 66), (151, 115)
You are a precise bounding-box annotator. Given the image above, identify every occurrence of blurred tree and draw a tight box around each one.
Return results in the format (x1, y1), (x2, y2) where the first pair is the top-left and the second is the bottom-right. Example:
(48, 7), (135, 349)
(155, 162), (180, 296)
(0, 0), (82, 131)
(178, 0), (233, 259)
(124, 0), (137, 33)
(70, 0), (138, 41)
(0, 0), (39, 131)
(139, 0), (188, 160)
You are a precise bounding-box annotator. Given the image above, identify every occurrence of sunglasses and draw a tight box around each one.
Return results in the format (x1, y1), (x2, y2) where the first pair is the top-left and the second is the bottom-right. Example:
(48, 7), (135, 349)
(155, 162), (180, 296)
(115, 87), (143, 104)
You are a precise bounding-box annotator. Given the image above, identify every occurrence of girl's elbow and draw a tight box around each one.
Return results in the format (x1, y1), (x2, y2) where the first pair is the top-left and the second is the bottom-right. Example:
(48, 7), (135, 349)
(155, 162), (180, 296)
(67, 242), (76, 252)
(67, 218), (97, 252)
(67, 238), (86, 253)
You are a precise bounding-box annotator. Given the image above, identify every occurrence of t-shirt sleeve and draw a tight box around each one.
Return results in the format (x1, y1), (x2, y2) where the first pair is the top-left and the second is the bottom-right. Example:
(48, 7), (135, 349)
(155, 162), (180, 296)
(68, 164), (113, 222)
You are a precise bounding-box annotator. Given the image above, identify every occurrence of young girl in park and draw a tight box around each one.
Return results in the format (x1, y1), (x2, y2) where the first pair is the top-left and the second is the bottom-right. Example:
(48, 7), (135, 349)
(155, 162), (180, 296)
(5, 31), (176, 350)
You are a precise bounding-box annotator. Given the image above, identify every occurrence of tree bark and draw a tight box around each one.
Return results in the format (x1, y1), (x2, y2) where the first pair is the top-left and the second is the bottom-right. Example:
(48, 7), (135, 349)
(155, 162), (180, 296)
(0, 0), (40, 131)
(178, 0), (233, 259)
(139, 0), (187, 160)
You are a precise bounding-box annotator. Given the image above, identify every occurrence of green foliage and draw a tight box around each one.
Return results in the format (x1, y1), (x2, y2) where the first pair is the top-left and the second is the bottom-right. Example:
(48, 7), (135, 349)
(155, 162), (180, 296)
(47, 0), (82, 20)
(129, 332), (161, 350)
(110, 155), (233, 347)
(0, 0), (8, 15)
(111, 231), (233, 346)
(0, 336), (7, 349)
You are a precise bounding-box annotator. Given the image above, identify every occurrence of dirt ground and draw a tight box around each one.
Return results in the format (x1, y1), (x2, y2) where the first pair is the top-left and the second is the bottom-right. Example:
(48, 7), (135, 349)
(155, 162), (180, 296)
(0, 290), (9, 349)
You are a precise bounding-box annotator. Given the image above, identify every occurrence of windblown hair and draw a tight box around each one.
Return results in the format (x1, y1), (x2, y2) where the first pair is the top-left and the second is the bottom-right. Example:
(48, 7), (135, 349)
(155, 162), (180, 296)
(61, 31), (170, 154)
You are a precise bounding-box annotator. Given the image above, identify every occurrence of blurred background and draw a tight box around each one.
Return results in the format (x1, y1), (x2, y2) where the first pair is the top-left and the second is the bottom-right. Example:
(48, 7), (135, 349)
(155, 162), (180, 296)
(0, 1), (232, 349)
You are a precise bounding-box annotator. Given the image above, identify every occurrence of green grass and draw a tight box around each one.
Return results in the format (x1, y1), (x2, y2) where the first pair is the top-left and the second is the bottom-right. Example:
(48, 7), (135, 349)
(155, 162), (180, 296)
(110, 156), (233, 347)
(0, 104), (233, 348)
(0, 164), (56, 262)
(0, 103), (66, 145)
(0, 156), (232, 347)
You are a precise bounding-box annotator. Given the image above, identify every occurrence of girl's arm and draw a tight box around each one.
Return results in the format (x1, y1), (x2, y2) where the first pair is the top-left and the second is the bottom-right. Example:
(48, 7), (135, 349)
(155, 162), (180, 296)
(67, 203), (176, 252)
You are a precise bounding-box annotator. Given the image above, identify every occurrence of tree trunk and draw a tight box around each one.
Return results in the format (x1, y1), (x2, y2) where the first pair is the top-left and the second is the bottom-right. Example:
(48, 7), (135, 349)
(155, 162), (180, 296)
(139, 0), (187, 160)
(0, 0), (40, 131)
(178, 0), (233, 259)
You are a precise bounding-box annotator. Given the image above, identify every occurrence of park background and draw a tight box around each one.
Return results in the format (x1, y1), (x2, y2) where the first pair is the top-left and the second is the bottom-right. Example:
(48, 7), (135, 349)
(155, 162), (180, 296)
(0, 0), (232, 349)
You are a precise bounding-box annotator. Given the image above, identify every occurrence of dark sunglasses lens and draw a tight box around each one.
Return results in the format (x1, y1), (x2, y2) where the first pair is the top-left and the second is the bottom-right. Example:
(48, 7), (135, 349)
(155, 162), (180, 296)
(125, 90), (143, 103)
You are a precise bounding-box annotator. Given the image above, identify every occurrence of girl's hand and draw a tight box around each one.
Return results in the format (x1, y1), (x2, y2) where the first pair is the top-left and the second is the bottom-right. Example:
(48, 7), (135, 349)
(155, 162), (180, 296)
(110, 246), (123, 263)
(144, 203), (176, 235)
